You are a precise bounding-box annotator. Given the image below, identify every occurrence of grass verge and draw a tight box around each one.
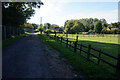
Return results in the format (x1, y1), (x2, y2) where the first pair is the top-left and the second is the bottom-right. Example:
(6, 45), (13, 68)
(2, 32), (29, 48)
(38, 34), (118, 79)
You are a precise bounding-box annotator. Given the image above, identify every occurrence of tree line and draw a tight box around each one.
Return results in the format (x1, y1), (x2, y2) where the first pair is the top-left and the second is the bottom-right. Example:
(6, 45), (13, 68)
(2, 2), (43, 30)
(38, 18), (120, 34)
(64, 18), (120, 34)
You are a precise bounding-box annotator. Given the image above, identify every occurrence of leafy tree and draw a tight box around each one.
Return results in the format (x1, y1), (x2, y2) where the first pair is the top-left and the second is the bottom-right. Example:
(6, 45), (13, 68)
(64, 20), (75, 33)
(50, 24), (59, 31)
(44, 23), (51, 29)
(32, 23), (38, 30)
(24, 23), (34, 29)
(64, 20), (85, 34)
(117, 22), (120, 29)
(38, 26), (44, 34)
(89, 24), (94, 30)
(72, 21), (85, 33)
(94, 21), (102, 34)
(101, 27), (107, 34)
(111, 29), (118, 34)
(2, 2), (43, 27)
(88, 29), (93, 33)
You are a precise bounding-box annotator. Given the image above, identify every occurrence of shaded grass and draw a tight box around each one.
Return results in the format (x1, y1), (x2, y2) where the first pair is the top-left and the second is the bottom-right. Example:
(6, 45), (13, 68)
(2, 32), (29, 48)
(38, 34), (118, 79)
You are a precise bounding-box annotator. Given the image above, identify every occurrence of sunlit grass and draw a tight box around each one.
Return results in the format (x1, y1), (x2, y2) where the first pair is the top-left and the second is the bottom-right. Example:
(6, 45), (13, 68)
(55, 34), (119, 44)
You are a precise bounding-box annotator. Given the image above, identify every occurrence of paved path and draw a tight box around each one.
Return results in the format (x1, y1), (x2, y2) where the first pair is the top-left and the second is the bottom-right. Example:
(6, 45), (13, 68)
(2, 33), (75, 78)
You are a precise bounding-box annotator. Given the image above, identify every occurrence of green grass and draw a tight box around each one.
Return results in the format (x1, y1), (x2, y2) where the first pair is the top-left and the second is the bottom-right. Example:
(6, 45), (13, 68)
(50, 33), (119, 74)
(2, 32), (29, 48)
(55, 34), (119, 44)
(54, 33), (119, 57)
(38, 33), (118, 79)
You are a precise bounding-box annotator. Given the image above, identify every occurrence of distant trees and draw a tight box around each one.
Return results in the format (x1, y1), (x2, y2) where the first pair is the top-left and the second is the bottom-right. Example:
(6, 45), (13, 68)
(2, 2), (42, 27)
(24, 23), (34, 29)
(38, 26), (44, 34)
(64, 18), (120, 34)
(64, 20), (85, 34)
(50, 24), (59, 28)
(44, 23), (51, 29)
(32, 24), (38, 30)
(101, 27), (107, 34)
(94, 21), (102, 34)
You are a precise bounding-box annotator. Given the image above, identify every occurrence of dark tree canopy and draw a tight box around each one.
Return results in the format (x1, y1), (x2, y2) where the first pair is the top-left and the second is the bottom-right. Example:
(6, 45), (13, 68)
(94, 21), (102, 34)
(2, 2), (41, 27)
(64, 20), (85, 34)
(44, 23), (51, 29)
(64, 18), (109, 34)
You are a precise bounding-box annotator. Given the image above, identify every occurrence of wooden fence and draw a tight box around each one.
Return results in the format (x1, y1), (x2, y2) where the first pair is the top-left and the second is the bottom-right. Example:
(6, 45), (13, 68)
(2, 25), (25, 41)
(47, 34), (120, 76)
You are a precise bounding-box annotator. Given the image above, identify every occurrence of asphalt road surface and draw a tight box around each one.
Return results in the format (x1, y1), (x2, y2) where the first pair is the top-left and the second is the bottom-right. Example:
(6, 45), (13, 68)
(2, 33), (76, 79)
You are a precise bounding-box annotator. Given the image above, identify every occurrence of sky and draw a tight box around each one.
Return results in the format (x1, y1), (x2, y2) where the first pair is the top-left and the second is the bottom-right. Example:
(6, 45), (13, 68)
(27, 0), (119, 26)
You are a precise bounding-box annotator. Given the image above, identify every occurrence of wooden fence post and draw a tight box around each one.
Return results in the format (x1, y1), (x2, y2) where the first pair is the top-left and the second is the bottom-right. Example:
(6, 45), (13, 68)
(74, 41), (77, 53)
(55, 31), (56, 37)
(87, 44), (91, 60)
(58, 36), (60, 42)
(76, 36), (78, 42)
(98, 49), (102, 65)
(80, 44), (82, 54)
(116, 54), (120, 76)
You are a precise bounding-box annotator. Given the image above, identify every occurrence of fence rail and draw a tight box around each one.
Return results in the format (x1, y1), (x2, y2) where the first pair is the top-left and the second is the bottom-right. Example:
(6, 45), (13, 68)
(47, 34), (120, 75)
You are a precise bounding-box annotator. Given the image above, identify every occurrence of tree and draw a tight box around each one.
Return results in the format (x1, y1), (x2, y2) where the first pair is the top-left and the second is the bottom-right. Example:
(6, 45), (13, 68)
(50, 24), (59, 31)
(2, 2), (43, 27)
(117, 22), (120, 29)
(94, 21), (102, 34)
(32, 23), (38, 30)
(64, 20), (85, 34)
(88, 29), (93, 33)
(72, 20), (85, 33)
(24, 23), (34, 29)
(101, 27), (107, 34)
(44, 23), (51, 29)
(111, 29), (118, 34)
(64, 20), (75, 33)
(38, 26), (44, 34)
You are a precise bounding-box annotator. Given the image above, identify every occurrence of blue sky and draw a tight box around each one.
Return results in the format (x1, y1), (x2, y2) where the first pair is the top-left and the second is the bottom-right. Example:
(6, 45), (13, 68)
(28, 1), (118, 26)
(64, 2), (117, 13)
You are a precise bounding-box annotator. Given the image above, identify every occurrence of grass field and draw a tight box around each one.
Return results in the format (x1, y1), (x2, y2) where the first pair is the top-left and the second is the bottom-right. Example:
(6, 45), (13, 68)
(56, 34), (119, 44)
(50, 33), (120, 73)
(38, 34), (118, 79)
